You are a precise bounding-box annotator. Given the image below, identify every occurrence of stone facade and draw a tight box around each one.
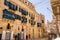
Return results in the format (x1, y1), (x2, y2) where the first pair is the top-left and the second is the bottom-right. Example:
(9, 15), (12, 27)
(0, 0), (45, 40)
(51, 0), (60, 34)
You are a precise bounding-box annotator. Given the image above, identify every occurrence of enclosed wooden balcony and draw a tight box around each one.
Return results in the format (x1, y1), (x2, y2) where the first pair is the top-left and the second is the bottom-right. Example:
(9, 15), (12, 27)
(51, 0), (60, 15)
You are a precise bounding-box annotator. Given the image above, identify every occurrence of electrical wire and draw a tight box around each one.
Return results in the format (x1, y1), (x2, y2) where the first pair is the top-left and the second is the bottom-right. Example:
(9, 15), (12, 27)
(33, 0), (46, 5)
(35, 2), (50, 8)
(32, 0), (53, 13)
(34, 0), (50, 6)
(47, 8), (53, 13)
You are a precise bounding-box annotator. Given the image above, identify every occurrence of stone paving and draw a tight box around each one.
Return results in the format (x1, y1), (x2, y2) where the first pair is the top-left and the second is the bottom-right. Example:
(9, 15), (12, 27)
(28, 37), (48, 40)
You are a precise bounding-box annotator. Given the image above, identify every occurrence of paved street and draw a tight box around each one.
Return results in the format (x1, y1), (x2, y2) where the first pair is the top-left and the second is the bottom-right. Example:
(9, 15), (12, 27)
(28, 37), (48, 40)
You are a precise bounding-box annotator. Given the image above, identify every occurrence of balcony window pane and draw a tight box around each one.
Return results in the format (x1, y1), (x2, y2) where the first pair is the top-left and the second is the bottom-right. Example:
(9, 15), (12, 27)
(15, 15), (21, 20)
(31, 20), (35, 25)
(29, 20), (36, 25)
(4, 0), (9, 6)
(21, 17), (27, 23)
(19, 8), (21, 12)
(16, 6), (18, 10)
(37, 23), (42, 27)
(3, 9), (15, 20)
(8, 2), (16, 10)
(4, 0), (17, 11)
(42, 20), (44, 23)
(31, 16), (35, 19)
(21, 9), (28, 15)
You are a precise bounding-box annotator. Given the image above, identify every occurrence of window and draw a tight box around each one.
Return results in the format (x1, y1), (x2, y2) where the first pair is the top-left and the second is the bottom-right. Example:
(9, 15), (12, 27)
(0, 27), (2, 29)
(31, 16), (35, 19)
(3, 9), (22, 20)
(3, 14), (15, 20)
(15, 6), (18, 10)
(29, 20), (36, 25)
(8, 2), (17, 10)
(19, 8), (22, 12)
(21, 17), (27, 23)
(15, 15), (21, 20)
(22, 26), (24, 31)
(29, 13), (30, 17)
(4, 0), (17, 11)
(7, 23), (11, 29)
(37, 23), (42, 27)
(42, 20), (44, 23)
(29, 20), (30, 23)
(4, 0), (9, 6)
(31, 20), (36, 25)
(3, 9), (15, 20)
(3, 9), (10, 14)
(4, 0), (28, 15)
(21, 9), (28, 15)
(29, 14), (35, 19)
(3, 9), (14, 15)
(18, 27), (20, 30)
(8, 2), (13, 9)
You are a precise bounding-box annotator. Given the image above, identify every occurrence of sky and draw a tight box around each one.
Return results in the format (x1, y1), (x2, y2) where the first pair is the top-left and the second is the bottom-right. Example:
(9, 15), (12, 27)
(29, 0), (53, 23)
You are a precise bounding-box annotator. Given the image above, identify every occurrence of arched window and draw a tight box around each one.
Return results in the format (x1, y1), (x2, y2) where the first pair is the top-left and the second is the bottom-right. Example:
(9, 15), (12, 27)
(7, 23), (11, 29)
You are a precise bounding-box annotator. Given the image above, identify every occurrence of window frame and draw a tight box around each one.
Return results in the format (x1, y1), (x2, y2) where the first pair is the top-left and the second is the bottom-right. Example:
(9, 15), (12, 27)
(37, 23), (42, 27)
(21, 17), (27, 23)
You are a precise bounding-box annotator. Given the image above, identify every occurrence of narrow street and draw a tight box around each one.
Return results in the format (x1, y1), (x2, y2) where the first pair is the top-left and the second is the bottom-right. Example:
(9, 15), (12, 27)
(0, 0), (60, 40)
(28, 37), (48, 40)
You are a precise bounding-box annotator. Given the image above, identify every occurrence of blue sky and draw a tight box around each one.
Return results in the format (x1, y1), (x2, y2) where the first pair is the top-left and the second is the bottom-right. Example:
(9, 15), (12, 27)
(29, 0), (53, 23)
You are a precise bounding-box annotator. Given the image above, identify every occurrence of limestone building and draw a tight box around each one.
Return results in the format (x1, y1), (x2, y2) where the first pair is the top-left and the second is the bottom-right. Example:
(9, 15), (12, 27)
(51, 0), (60, 35)
(0, 0), (45, 40)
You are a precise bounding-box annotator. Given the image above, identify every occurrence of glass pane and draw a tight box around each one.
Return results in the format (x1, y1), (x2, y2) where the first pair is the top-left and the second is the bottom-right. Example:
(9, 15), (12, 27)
(21, 17), (27, 23)
(3, 9), (15, 20)
(4, 0), (9, 6)
(37, 23), (42, 27)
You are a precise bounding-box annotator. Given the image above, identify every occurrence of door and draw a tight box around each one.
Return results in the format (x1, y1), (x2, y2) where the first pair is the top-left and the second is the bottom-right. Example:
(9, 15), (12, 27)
(5, 32), (11, 40)
(17, 33), (21, 40)
(0, 34), (2, 40)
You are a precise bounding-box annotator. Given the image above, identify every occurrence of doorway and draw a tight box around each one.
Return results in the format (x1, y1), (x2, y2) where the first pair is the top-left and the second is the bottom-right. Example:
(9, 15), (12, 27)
(0, 34), (2, 40)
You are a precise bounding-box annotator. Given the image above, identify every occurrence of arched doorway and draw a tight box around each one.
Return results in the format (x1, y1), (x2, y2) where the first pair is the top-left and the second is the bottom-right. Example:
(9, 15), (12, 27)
(29, 34), (31, 39)
(26, 35), (28, 40)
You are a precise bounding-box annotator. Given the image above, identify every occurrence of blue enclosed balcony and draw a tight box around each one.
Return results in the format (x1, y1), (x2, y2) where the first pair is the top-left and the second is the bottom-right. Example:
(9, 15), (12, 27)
(21, 17), (27, 23)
